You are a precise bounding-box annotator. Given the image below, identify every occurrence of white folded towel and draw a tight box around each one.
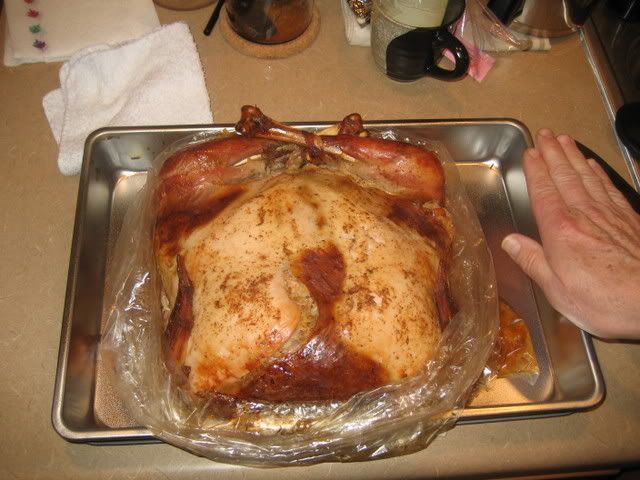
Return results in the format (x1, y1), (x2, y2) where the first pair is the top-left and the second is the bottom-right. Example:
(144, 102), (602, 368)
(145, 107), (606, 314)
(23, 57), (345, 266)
(43, 22), (213, 176)
(3, 0), (160, 66)
(341, 0), (371, 47)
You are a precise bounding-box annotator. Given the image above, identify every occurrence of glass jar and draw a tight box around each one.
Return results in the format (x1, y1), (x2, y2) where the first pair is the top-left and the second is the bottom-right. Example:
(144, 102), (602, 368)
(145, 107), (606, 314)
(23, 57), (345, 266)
(226, 0), (314, 44)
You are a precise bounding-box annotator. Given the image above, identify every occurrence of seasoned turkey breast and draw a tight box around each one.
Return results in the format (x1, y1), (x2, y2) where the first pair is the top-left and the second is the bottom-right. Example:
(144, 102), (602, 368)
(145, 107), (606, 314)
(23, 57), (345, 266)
(154, 107), (453, 402)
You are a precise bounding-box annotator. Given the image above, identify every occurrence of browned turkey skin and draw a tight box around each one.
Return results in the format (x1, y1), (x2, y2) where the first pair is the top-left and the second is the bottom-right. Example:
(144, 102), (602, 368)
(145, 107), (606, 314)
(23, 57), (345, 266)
(154, 106), (453, 403)
(236, 105), (445, 203)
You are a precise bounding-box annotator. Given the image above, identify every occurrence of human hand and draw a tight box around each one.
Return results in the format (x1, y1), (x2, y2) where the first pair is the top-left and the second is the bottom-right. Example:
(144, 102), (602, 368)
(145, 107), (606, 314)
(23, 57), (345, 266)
(501, 129), (640, 340)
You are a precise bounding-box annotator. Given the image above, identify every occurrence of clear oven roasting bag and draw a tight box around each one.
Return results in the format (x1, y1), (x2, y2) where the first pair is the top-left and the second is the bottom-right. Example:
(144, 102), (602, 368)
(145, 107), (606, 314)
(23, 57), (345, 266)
(100, 122), (499, 466)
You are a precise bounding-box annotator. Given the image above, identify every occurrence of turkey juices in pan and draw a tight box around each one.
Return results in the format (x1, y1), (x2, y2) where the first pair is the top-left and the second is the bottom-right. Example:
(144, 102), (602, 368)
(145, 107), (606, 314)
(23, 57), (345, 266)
(154, 106), (454, 403)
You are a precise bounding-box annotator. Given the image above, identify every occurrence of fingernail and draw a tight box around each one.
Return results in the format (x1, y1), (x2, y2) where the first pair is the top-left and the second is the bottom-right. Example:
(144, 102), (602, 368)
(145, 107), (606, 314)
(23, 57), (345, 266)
(557, 134), (573, 145)
(538, 128), (554, 138)
(501, 235), (521, 257)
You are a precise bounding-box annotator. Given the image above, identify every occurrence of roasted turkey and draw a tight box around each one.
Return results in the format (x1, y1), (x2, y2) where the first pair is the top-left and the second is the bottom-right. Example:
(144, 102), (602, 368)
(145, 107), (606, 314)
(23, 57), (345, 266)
(154, 106), (454, 402)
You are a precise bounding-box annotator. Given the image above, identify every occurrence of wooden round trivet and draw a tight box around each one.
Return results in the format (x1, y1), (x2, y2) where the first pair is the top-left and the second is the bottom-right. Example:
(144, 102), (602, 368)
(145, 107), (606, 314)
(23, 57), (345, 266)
(220, 6), (320, 59)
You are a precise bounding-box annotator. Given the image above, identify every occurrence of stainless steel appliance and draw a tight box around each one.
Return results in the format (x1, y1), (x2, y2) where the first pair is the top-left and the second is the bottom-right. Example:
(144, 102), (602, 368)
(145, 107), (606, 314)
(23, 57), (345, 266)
(582, 0), (640, 187)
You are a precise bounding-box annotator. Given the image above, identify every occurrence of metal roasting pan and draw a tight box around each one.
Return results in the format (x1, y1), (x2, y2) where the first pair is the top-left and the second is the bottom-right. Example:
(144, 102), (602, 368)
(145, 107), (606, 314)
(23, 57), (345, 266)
(52, 119), (604, 444)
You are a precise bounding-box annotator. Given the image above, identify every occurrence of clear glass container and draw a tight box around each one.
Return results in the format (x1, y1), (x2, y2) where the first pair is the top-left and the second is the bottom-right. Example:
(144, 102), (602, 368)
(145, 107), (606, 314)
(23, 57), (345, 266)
(226, 0), (314, 44)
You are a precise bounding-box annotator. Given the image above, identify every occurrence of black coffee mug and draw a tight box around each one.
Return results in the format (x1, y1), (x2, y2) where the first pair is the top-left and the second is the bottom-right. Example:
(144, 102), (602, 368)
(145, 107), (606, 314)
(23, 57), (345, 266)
(371, 0), (469, 82)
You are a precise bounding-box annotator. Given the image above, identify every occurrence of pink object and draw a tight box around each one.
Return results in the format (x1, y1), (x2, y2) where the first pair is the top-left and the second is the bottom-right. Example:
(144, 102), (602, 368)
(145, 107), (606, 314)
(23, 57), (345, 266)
(26, 9), (39, 17)
(442, 14), (496, 83)
(444, 35), (495, 82)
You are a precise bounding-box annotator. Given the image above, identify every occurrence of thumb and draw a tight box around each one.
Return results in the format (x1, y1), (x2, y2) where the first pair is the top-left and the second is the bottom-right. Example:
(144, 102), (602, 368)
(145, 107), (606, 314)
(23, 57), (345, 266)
(501, 234), (556, 290)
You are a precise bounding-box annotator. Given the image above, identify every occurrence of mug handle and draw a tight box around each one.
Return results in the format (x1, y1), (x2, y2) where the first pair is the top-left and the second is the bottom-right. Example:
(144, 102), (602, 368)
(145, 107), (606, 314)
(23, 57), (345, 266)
(425, 29), (470, 80)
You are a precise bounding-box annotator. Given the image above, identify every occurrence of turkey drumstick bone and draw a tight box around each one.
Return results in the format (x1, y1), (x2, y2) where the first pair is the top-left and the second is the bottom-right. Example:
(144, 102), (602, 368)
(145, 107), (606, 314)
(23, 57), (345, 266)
(236, 105), (445, 204)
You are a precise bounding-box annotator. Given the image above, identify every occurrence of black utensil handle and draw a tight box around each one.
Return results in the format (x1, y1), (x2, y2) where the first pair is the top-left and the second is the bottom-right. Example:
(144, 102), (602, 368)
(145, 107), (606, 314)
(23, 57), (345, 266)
(425, 30), (469, 80)
(204, 0), (226, 36)
(576, 141), (640, 215)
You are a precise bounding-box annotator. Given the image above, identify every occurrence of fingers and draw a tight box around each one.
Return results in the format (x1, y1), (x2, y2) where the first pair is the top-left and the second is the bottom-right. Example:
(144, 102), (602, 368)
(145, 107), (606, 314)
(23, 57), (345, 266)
(535, 129), (593, 208)
(501, 233), (576, 319)
(521, 146), (569, 240)
(555, 134), (613, 205)
(586, 158), (635, 213)
(501, 233), (557, 293)
(534, 131), (628, 212)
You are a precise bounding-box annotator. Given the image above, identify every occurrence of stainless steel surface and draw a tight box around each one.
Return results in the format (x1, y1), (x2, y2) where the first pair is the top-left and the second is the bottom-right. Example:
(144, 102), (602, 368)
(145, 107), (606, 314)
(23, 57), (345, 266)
(52, 121), (604, 444)
(512, 0), (577, 37)
(586, 1), (640, 105)
(581, 11), (640, 190)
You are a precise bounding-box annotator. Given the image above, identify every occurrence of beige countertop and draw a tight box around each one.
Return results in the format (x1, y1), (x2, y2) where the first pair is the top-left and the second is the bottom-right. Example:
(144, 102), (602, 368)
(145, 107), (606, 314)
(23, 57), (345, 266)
(1, 2), (639, 479)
